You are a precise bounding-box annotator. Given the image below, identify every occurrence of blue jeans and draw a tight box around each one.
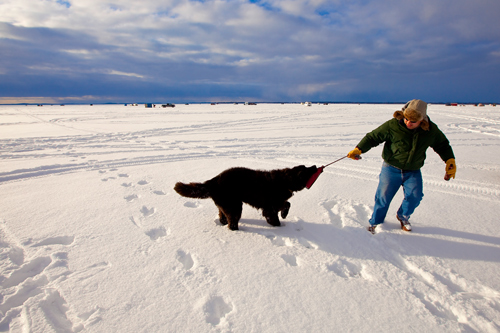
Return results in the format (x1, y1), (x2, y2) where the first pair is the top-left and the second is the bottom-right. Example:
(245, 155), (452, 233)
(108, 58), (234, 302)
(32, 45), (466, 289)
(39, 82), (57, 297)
(369, 162), (423, 226)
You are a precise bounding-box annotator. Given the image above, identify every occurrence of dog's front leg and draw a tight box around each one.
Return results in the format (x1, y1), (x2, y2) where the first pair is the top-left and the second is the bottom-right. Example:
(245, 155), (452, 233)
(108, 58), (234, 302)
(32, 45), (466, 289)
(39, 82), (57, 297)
(263, 208), (281, 227)
(280, 201), (291, 219)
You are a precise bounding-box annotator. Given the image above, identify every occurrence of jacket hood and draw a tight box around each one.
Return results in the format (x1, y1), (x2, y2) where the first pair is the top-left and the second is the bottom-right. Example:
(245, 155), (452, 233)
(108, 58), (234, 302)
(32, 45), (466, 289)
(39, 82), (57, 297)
(394, 110), (430, 131)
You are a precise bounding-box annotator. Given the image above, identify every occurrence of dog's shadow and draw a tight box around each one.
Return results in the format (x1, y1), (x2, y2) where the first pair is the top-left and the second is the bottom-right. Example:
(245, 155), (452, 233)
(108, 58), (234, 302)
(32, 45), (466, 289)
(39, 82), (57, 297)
(234, 218), (285, 232)
(232, 218), (353, 255)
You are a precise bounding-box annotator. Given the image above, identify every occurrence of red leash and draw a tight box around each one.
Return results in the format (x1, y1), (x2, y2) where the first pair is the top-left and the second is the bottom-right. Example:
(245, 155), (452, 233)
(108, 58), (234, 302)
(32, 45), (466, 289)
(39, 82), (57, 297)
(306, 155), (360, 189)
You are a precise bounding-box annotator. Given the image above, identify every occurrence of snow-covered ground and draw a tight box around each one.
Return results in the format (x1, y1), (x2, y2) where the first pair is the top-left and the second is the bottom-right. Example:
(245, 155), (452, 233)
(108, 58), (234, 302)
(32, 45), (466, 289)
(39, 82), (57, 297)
(1, 103), (499, 332)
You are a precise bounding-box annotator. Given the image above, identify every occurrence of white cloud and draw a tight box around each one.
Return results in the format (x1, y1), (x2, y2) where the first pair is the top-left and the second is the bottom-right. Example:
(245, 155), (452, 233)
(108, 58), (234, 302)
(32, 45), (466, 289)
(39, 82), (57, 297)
(1, 0), (496, 66)
(108, 70), (145, 78)
(62, 49), (101, 59)
(26, 64), (145, 79)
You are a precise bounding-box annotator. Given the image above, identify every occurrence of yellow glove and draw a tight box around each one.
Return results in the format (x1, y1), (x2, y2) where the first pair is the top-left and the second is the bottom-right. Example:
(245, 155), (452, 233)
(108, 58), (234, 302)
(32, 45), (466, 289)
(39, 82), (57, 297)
(347, 147), (362, 160)
(445, 158), (456, 180)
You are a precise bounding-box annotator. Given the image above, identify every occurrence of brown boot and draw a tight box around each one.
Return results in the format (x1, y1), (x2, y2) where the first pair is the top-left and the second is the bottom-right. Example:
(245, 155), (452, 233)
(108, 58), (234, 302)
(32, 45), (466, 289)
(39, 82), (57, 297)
(367, 225), (377, 234)
(396, 215), (412, 232)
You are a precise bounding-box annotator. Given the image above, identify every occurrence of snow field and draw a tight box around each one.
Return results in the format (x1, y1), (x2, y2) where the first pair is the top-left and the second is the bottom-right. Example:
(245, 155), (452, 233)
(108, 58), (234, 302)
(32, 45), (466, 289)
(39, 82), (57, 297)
(0, 103), (499, 332)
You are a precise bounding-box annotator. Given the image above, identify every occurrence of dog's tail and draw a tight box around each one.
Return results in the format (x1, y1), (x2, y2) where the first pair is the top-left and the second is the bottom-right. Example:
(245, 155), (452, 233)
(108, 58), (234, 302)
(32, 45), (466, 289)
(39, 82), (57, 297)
(174, 182), (211, 199)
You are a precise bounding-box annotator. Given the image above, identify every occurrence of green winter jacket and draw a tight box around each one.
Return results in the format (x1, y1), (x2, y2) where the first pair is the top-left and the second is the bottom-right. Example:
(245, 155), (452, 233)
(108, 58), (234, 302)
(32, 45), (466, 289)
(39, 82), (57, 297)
(357, 117), (454, 171)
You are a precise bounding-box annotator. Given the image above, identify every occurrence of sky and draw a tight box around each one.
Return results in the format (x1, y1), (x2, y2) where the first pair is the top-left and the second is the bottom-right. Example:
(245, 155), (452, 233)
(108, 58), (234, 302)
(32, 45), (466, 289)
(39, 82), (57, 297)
(0, 0), (499, 104)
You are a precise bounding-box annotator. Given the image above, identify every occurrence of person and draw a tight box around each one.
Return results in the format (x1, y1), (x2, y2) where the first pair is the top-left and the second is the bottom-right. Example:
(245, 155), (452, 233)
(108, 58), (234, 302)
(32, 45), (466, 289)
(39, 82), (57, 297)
(347, 99), (456, 234)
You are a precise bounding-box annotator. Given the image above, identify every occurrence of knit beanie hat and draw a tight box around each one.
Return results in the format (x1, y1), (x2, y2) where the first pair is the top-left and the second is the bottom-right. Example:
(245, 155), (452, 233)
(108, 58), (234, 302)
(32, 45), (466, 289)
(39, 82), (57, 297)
(403, 99), (428, 122)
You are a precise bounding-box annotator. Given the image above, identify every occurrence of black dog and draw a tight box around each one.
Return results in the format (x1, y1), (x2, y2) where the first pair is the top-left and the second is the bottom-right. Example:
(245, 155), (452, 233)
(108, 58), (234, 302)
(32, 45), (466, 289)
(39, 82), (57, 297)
(174, 165), (317, 230)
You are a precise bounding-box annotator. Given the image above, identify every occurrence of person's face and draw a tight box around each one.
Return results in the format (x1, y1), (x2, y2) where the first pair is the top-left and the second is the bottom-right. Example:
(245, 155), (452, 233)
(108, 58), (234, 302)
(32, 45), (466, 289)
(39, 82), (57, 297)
(404, 117), (422, 130)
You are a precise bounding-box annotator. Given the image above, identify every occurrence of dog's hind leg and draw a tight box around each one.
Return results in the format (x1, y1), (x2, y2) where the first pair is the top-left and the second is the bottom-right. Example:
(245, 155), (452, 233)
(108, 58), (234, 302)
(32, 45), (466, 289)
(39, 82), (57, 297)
(227, 206), (242, 231)
(263, 208), (281, 227)
(217, 208), (228, 225)
(280, 201), (291, 219)
(217, 201), (242, 231)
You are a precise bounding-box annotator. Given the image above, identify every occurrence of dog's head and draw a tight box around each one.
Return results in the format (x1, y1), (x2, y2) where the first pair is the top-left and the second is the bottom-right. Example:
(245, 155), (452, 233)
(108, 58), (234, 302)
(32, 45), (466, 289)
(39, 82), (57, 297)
(285, 165), (318, 191)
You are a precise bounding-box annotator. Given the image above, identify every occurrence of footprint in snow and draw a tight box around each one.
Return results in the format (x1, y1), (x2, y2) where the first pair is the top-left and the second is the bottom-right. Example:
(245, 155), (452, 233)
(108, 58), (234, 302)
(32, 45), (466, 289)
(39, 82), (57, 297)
(101, 177), (116, 182)
(32, 236), (75, 247)
(176, 250), (195, 271)
(118, 174), (129, 178)
(153, 190), (166, 195)
(138, 180), (149, 185)
(145, 226), (167, 241)
(281, 254), (299, 267)
(140, 206), (156, 217)
(265, 234), (293, 247)
(297, 237), (319, 249)
(203, 296), (233, 326)
(184, 201), (201, 208)
(326, 259), (363, 279)
(124, 194), (139, 202)
(1, 256), (52, 288)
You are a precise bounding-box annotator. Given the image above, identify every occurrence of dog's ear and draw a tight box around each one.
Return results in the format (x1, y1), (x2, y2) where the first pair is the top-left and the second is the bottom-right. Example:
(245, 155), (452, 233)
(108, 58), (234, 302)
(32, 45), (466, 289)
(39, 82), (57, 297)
(295, 165), (307, 175)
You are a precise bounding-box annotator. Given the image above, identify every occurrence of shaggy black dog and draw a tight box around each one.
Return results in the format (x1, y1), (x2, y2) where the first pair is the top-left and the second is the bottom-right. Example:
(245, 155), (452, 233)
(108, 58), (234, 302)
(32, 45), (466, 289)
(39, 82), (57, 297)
(174, 165), (318, 230)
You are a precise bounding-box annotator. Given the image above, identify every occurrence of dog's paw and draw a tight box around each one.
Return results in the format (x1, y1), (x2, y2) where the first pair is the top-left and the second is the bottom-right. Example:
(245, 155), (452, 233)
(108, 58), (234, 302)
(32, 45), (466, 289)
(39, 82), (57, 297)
(266, 218), (281, 227)
(280, 202), (291, 219)
(219, 216), (228, 225)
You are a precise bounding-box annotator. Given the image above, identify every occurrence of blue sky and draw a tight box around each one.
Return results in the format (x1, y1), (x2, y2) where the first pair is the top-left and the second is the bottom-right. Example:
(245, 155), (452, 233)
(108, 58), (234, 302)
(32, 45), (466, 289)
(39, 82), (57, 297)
(0, 0), (499, 104)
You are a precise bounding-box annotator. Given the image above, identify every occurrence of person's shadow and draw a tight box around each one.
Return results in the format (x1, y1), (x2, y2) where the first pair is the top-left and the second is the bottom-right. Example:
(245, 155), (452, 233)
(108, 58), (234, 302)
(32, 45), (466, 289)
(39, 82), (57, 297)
(237, 218), (500, 263)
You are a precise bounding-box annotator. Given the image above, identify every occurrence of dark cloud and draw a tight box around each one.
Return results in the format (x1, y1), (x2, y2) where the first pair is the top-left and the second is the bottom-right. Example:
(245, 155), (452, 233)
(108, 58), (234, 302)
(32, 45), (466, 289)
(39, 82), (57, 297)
(0, 0), (499, 103)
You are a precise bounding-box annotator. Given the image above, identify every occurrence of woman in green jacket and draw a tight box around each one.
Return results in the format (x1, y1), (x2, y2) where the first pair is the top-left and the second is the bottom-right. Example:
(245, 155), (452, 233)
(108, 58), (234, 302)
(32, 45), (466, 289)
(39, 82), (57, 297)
(347, 99), (456, 234)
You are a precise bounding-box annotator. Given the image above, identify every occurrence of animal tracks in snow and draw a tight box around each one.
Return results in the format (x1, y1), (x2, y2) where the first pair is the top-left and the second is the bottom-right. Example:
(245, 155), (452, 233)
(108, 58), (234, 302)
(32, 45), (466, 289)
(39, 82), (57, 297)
(145, 226), (167, 241)
(184, 201), (202, 208)
(124, 194), (139, 202)
(31, 236), (75, 247)
(281, 254), (299, 267)
(140, 205), (156, 217)
(321, 198), (372, 228)
(251, 196), (500, 332)
(113, 170), (170, 243)
(324, 258), (367, 279)
(153, 190), (166, 195)
(242, 196), (373, 274)
(176, 250), (195, 271)
(255, 214), (373, 280)
(387, 253), (500, 332)
(1, 256), (52, 289)
(202, 295), (233, 326)
(173, 249), (234, 328)
(0, 223), (104, 332)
